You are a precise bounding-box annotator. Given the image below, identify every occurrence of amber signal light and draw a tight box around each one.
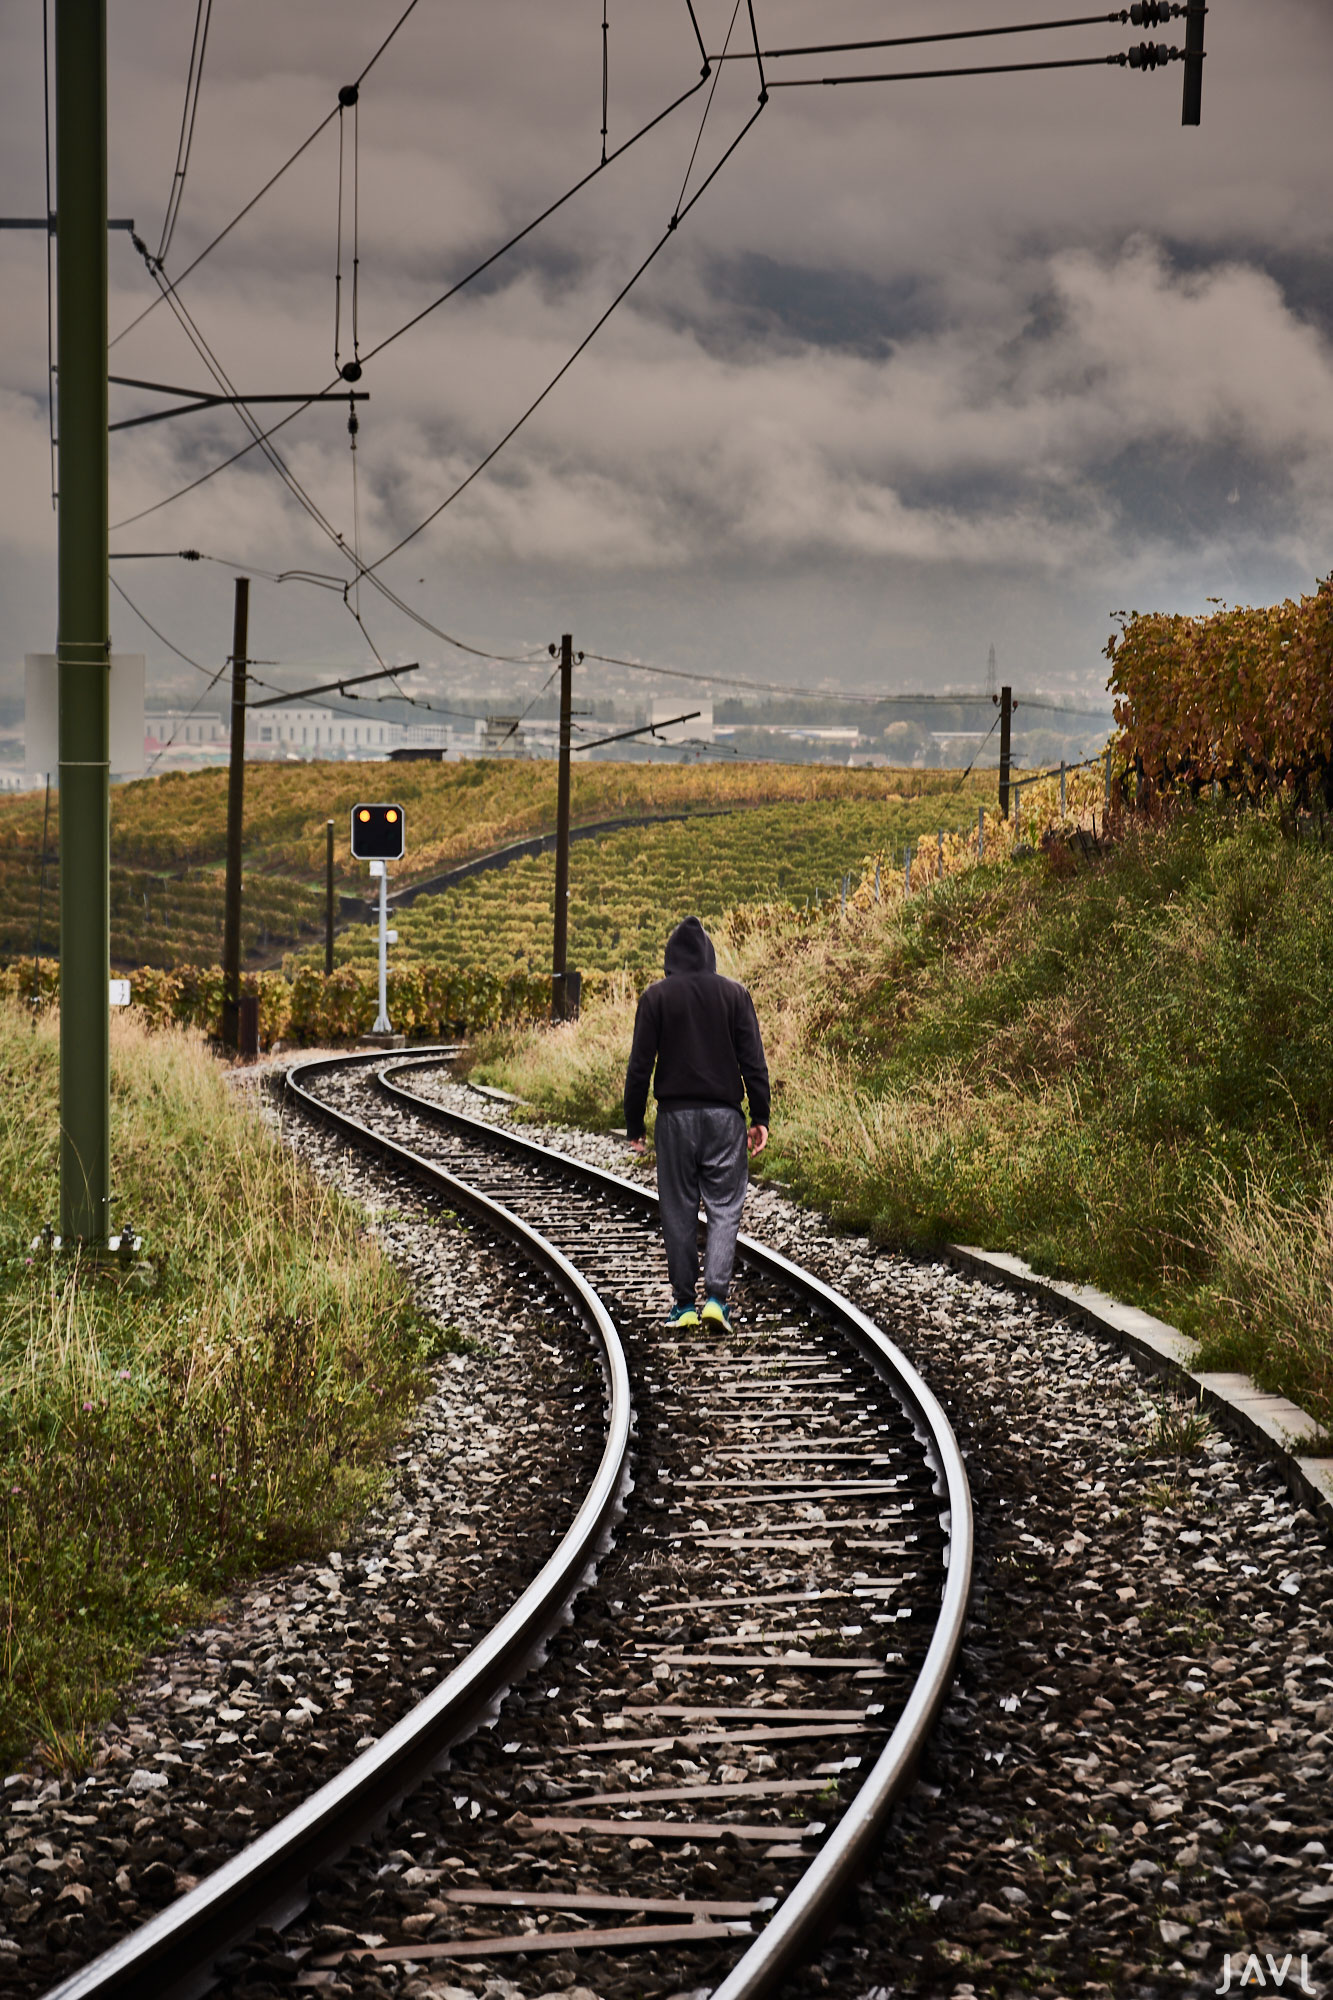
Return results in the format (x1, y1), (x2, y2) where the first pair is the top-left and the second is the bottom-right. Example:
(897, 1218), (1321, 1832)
(349, 802), (406, 861)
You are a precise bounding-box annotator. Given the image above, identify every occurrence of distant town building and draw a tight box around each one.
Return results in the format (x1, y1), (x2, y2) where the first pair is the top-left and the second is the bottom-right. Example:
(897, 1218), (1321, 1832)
(245, 705), (398, 756)
(145, 708), (226, 747)
(481, 714), (525, 754)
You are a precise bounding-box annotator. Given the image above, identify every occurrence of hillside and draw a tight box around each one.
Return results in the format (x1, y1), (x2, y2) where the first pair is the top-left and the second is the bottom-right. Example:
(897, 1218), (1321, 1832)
(310, 788), (997, 978)
(0, 759), (991, 972)
(474, 803), (1333, 1430)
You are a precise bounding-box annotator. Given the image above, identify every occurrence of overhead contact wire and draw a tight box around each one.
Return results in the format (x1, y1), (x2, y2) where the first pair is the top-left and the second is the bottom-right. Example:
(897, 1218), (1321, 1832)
(110, 73), (712, 534)
(713, 10), (1166, 63)
(769, 55), (1154, 88)
(111, 0), (423, 348)
(42, 0), (56, 507)
(682, 0), (710, 72)
(351, 91), (361, 363)
(675, 0), (742, 220)
(357, 71), (709, 366)
(155, 0), (213, 269)
(334, 102), (347, 369)
(110, 575), (213, 677)
(601, 0), (609, 164)
(744, 0), (767, 98)
(364, 97), (767, 578)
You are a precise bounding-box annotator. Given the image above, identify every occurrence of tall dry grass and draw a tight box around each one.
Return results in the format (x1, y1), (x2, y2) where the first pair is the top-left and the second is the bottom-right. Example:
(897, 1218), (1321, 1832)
(1203, 1169), (1333, 1430)
(477, 805), (1333, 1431)
(0, 1004), (434, 1767)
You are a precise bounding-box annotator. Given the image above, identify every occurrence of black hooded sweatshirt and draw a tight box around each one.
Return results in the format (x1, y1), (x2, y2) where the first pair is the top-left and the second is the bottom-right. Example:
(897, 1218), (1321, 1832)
(623, 916), (771, 1141)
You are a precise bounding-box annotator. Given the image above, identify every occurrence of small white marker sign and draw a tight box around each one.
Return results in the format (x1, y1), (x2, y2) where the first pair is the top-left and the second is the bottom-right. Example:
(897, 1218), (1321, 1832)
(109, 979), (131, 1007)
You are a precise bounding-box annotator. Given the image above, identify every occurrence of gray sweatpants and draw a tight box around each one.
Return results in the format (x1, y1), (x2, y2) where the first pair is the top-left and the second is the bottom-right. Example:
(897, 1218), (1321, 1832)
(654, 1104), (749, 1305)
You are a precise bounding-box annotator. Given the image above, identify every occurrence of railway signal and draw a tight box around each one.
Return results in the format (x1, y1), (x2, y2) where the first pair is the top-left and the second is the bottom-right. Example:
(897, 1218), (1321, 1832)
(350, 802), (406, 860)
(351, 803), (405, 1035)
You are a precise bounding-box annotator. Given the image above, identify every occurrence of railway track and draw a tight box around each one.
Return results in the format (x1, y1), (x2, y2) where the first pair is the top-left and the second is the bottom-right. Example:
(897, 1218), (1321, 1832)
(45, 1050), (971, 2000)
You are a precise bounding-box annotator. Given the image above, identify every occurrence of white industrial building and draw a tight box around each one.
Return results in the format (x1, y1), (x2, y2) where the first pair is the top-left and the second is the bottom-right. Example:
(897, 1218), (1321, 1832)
(246, 705), (399, 756)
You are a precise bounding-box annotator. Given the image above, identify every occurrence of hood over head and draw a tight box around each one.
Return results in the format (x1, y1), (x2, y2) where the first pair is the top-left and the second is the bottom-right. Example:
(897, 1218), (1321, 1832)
(663, 915), (716, 975)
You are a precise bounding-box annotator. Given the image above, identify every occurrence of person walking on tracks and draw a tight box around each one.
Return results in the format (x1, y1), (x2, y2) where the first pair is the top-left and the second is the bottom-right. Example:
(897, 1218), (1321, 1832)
(624, 915), (770, 1333)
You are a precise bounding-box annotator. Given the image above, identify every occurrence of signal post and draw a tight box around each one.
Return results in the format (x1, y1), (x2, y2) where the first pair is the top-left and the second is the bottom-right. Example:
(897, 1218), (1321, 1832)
(351, 803), (405, 1045)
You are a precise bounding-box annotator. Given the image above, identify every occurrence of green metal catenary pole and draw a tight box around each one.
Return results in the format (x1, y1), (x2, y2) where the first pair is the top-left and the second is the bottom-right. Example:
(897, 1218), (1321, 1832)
(325, 819), (335, 975)
(55, 0), (111, 1244)
(998, 684), (1012, 820)
(221, 576), (250, 1052)
(551, 632), (574, 1022)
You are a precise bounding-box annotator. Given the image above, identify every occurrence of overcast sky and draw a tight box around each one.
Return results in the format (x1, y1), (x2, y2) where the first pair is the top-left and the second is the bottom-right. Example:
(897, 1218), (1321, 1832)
(1, 0), (1330, 713)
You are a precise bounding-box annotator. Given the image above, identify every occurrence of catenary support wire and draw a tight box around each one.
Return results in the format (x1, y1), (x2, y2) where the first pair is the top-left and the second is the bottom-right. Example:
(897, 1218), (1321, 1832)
(682, 0), (710, 74)
(365, 96), (767, 577)
(675, 0), (742, 220)
(111, 0), (423, 348)
(767, 52), (1182, 88)
(155, 0), (213, 268)
(744, 0), (767, 98)
(109, 70), (712, 536)
(357, 70), (708, 366)
(710, 9), (1184, 63)
(41, 0), (57, 508)
(110, 574), (213, 676)
(601, 0), (609, 164)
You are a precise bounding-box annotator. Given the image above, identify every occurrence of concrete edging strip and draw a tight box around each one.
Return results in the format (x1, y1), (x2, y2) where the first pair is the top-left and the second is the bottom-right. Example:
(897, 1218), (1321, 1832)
(945, 1243), (1333, 1535)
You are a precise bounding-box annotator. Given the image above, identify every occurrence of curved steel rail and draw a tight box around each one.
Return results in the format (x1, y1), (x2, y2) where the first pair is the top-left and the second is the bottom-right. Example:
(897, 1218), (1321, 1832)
(377, 1055), (975, 2000)
(42, 1050), (634, 2000)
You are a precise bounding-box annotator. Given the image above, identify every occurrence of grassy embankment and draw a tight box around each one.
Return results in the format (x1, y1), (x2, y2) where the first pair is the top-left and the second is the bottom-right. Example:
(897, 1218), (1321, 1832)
(0, 1006), (445, 1769)
(0, 757), (979, 972)
(474, 804), (1333, 1430)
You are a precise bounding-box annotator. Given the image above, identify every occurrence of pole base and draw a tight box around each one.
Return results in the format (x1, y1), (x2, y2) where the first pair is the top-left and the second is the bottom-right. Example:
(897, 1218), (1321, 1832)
(357, 1029), (406, 1049)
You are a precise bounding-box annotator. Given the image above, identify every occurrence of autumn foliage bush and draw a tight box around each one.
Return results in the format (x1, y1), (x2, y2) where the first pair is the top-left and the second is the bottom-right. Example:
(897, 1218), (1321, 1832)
(1107, 577), (1333, 802)
(0, 959), (562, 1046)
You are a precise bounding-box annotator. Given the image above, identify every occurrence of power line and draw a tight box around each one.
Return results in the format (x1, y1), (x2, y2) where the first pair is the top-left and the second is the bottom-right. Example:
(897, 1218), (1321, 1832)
(42, 0), (56, 509)
(675, 0), (742, 219)
(766, 53), (1178, 90)
(110, 574), (213, 676)
(364, 96), (768, 577)
(155, 0), (213, 269)
(356, 70), (709, 368)
(709, 10), (1174, 63)
(601, 0), (609, 166)
(682, 0), (710, 74)
(109, 397), (316, 531)
(580, 651), (1110, 718)
(110, 545), (553, 671)
(107, 68), (712, 532)
(743, 0), (767, 99)
(142, 660), (231, 776)
(110, 0), (424, 350)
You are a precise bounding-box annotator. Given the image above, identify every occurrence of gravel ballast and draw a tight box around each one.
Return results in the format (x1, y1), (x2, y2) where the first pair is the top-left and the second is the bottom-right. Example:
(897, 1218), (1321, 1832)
(7, 1059), (1331, 2000)
(0, 1076), (606, 1998)
(405, 1071), (1333, 2000)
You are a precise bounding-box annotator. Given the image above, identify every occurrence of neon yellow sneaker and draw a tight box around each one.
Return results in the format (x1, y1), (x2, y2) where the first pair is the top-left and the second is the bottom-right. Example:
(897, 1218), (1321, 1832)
(666, 1302), (700, 1329)
(701, 1295), (732, 1333)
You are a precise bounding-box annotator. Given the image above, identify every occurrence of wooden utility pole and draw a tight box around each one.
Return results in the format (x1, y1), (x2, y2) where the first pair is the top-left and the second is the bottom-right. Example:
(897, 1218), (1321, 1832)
(55, 0), (111, 1242)
(325, 819), (335, 974)
(998, 684), (1013, 819)
(551, 632), (574, 1021)
(220, 577), (249, 1051)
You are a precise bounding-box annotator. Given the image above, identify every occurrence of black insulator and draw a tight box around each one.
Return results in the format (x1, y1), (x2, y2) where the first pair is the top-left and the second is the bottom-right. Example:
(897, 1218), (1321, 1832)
(347, 413), (359, 437)
(340, 360), (363, 383)
(338, 84), (359, 107)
